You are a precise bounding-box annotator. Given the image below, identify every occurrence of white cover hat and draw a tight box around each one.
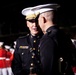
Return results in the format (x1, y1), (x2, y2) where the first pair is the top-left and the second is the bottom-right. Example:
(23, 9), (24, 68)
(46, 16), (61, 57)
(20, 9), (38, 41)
(0, 42), (4, 47)
(5, 45), (10, 49)
(31, 3), (60, 14)
(21, 3), (60, 20)
(14, 41), (16, 45)
(10, 48), (14, 52)
(22, 7), (34, 16)
(21, 7), (40, 20)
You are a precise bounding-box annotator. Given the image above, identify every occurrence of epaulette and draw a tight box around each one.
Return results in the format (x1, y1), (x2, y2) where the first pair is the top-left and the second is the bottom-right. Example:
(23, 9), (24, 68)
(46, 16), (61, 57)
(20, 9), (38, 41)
(18, 34), (29, 39)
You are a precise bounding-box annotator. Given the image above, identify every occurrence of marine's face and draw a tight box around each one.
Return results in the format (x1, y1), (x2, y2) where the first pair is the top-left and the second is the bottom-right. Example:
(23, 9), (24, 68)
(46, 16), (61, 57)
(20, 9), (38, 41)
(26, 20), (40, 36)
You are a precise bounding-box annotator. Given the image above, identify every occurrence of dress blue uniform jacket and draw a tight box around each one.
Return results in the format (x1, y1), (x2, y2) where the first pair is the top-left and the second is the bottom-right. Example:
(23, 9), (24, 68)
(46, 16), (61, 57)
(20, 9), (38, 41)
(39, 26), (75, 75)
(11, 33), (43, 75)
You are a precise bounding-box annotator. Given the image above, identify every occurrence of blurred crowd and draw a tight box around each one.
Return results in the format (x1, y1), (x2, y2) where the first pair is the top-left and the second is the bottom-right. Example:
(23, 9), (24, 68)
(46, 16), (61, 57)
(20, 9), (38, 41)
(0, 41), (16, 75)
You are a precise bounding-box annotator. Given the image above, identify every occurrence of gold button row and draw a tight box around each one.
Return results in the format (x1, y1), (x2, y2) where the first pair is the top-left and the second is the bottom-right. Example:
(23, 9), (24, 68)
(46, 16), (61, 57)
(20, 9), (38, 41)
(33, 40), (36, 43)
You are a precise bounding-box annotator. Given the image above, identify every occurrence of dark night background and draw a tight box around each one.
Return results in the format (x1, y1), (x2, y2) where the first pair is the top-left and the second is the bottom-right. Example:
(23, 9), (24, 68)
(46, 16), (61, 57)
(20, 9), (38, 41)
(0, 0), (76, 45)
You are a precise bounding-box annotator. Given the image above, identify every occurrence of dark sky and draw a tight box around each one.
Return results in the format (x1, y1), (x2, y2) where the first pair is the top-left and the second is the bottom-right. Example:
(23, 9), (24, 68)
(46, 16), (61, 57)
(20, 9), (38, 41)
(0, 0), (76, 44)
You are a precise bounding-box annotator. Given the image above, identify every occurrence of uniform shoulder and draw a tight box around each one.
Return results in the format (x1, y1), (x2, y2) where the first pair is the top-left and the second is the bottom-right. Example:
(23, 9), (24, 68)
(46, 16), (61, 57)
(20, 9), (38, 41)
(47, 28), (58, 36)
(18, 34), (30, 39)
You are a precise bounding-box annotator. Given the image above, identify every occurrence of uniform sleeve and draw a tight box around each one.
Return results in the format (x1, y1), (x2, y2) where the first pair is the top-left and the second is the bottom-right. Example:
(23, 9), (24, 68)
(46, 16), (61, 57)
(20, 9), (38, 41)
(40, 37), (56, 75)
(10, 53), (14, 61)
(11, 40), (23, 75)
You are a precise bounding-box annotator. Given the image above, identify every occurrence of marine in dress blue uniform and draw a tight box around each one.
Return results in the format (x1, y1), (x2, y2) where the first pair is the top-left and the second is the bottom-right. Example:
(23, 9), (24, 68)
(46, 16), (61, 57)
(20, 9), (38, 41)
(11, 7), (43, 75)
(39, 26), (75, 75)
(31, 3), (75, 75)
(11, 34), (43, 75)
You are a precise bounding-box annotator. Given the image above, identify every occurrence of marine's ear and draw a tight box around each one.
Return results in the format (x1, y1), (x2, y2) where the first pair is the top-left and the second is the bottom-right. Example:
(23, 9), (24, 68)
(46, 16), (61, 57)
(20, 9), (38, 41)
(43, 17), (46, 23)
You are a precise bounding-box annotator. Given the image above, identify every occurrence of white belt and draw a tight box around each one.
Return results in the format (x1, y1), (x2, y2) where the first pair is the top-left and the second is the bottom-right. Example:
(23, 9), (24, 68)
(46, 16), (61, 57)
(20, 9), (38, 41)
(6, 58), (10, 60)
(0, 57), (6, 60)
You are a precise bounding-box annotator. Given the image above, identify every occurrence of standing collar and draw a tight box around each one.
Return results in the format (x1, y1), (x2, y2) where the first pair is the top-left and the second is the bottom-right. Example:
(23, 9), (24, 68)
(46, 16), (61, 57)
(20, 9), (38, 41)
(30, 34), (40, 39)
(46, 25), (58, 32)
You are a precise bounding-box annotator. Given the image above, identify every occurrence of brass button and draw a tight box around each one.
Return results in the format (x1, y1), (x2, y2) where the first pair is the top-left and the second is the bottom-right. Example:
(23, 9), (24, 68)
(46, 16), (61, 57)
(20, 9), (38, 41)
(34, 40), (36, 43)
(32, 56), (34, 58)
(38, 49), (40, 52)
(31, 63), (34, 66)
(22, 53), (24, 55)
(33, 48), (35, 50)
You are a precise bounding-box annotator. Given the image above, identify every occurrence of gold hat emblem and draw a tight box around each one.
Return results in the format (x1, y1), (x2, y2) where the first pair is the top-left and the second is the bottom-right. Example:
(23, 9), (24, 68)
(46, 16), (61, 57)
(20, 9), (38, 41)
(26, 12), (39, 20)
